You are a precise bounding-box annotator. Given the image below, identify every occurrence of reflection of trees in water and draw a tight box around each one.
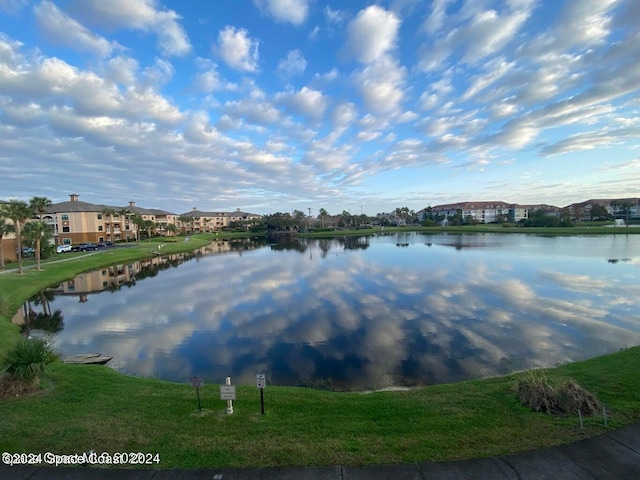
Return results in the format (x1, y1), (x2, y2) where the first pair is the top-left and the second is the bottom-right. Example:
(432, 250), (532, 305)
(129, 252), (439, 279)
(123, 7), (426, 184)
(22, 290), (64, 336)
(337, 236), (370, 250)
(269, 237), (307, 253)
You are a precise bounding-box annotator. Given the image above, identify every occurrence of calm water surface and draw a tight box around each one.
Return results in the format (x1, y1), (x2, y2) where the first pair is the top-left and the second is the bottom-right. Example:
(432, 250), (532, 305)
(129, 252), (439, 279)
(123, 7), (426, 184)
(17, 233), (640, 390)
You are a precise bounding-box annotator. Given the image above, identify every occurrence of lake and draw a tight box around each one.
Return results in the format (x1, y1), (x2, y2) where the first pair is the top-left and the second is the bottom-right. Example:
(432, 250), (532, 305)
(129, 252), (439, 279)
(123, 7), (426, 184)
(16, 233), (640, 391)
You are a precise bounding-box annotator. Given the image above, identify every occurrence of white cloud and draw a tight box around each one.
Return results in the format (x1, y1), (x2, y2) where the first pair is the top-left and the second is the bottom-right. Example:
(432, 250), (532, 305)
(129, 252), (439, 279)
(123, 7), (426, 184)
(34, 1), (117, 58)
(418, 1), (535, 71)
(277, 49), (307, 76)
(343, 6), (400, 64)
(423, 0), (454, 35)
(104, 56), (139, 86)
(253, 0), (309, 25)
(69, 0), (191, 56)
(324, 6), (346, 24)
(276, 86), (327, 120)
(214, 26), (259, 73)
(143, 58), (174, 85)
(352, 56), (406, 114)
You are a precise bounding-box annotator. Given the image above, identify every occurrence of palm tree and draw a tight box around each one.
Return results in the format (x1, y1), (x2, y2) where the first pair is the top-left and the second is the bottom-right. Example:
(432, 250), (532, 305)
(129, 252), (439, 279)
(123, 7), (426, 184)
(178, 215), (192, 234)
(118, 208), (132, 242)
(130, 214), (143, 241)
(0, 200), (32, 274)
(165, 223), (178, 236)
(22, 220), (52, 271)
(0, 218), (14, 269)
(101, 207), (116, 242)
(318, 208), (328, 228)
(29, 196), (52, 220)
(144, 219), (155, 240)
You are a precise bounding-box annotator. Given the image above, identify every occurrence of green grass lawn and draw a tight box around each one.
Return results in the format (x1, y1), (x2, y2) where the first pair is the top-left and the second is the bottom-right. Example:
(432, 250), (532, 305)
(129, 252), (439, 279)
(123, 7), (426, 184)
(1, 231), (639, 468)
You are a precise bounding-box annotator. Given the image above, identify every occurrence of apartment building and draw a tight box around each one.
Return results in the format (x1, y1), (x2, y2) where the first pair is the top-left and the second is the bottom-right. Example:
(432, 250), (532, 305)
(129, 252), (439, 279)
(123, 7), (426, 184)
(425, 201), (514, 223)
(419, 201), (563, 223)
(178, 208), (262, 232)
(45, 194), (139, 245)
(566, 198), (640, 221)
(126, 201), (179, 237)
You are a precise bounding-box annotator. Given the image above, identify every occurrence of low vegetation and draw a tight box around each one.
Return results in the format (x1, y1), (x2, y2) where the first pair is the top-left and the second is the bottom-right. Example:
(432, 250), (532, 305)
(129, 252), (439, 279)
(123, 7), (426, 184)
(0, 231), (639, 468)
(1, 337), (55, 383)
(516, 370), (601, 416)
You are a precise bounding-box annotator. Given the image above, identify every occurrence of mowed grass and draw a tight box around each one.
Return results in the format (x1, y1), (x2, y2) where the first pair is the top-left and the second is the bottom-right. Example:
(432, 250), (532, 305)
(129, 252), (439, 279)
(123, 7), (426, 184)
(1, 348), (639, 468)
(1, 231), (640, 468)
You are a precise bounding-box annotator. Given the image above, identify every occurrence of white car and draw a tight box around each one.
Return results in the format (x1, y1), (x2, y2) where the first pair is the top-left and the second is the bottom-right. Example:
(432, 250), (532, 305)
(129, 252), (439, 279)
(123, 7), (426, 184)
(56, 244), (72, 254)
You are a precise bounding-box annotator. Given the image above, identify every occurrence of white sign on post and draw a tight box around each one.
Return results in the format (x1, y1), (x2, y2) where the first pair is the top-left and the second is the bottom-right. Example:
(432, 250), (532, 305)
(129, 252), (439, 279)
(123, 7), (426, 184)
(220, 385), (236, 400)
(256, 374), (266, 389)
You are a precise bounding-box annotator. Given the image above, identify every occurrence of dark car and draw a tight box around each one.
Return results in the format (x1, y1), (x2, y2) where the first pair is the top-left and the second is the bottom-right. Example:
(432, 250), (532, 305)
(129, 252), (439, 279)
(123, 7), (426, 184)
(20, 247), (35, 256)
(97, 241), (114, 248)
(80, 243), (98, 251)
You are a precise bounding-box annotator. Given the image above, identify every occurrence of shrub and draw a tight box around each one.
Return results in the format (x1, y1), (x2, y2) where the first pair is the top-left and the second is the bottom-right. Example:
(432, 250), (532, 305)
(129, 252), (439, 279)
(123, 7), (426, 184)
(516, 370), (601, 416)
(1, 337), (56, 384)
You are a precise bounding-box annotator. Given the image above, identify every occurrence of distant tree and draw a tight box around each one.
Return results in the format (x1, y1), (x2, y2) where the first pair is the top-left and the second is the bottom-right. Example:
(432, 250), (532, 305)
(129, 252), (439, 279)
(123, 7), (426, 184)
(0, 218), (14, 269)
(590, 204), (609, 221)
(130, 214), (145, 241)
(178, 215), (192, 234)
(29, 196), (52, 220)
(165, 223), (178, 236)
(22, 220), (52, 270)
(318, 208), (328, 228)
(101, 207), (116, 242)
(118, 208), (132, 242)
(0, 200), (32, 274)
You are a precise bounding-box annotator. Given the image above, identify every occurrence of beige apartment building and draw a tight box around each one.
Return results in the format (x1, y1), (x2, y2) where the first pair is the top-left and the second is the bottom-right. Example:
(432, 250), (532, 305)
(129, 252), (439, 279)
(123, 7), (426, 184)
(421, 201), (562, 223)
(178, 208), (262, 232)
(46, 194), (138, 245)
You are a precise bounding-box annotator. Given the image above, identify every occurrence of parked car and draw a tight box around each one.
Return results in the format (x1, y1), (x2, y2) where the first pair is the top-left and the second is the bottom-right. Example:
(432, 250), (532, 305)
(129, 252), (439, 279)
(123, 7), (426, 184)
(97, 241), (113, 248)
(20, 247), (35, 256)
(80, 243), (98, 251)
(56, 245), (72, 254)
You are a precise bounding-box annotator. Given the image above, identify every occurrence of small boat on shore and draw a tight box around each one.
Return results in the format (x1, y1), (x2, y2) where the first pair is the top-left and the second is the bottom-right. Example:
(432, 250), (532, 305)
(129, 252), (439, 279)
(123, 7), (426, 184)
(63, 353), (113, 365)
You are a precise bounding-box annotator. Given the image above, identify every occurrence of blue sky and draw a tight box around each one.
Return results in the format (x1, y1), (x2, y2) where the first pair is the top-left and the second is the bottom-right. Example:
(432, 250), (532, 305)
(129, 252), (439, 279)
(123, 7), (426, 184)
(1, 0), (639, 215)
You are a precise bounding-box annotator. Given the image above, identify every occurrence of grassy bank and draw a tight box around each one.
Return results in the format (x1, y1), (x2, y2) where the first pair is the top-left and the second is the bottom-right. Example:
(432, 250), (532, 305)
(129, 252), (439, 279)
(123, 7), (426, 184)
(0, 348), (638, 468)
(1, 231), (639, 468)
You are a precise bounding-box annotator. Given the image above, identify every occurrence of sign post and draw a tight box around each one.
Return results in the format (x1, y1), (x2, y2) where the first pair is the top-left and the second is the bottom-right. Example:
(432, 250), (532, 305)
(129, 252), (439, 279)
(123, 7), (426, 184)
(190, 376), (203, 411)
(256, 374), (266, 415)
(220, 377), (235, 414)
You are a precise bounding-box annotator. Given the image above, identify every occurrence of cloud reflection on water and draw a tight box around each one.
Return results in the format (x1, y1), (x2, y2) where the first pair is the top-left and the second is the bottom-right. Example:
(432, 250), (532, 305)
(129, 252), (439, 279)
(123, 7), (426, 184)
(23, 234), (640, 390)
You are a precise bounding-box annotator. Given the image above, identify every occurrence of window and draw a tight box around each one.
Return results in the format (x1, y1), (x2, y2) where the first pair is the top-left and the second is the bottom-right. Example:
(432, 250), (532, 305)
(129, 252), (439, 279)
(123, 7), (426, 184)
(97, 213), (102, 219)
(98, 226), (103, 231)
(62, 226), (70, 233)
(61, 214), (69, 221)
(63, 238), (72, 245)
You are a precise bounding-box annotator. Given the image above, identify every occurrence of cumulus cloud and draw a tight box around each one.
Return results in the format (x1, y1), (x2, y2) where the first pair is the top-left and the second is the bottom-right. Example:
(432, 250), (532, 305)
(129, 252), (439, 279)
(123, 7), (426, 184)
(253, 0), (309, 25)
(213, 26), (260, 73)
(275, 86), (327, 120)
(351, 56), (406, 114)
(277, 49), (307, 77)
(68, 0), (191, 56)
(343, 5), (400, 64)
(34, 1), (117, 58)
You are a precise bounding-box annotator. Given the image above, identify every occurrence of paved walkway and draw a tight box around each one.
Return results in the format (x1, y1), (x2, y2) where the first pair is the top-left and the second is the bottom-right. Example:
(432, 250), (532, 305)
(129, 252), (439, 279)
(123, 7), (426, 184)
(2, 422), (639, 479)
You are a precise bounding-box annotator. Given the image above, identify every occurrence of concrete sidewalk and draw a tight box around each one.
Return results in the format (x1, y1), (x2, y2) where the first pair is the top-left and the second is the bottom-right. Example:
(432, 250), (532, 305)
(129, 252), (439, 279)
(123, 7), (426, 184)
(2, 422), (639, 479)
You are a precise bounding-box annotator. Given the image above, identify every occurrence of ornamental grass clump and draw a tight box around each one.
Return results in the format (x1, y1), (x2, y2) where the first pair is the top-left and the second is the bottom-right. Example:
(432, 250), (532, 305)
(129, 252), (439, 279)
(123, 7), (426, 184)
(1, 337), (55, 386)
(516, 370), (600, 416)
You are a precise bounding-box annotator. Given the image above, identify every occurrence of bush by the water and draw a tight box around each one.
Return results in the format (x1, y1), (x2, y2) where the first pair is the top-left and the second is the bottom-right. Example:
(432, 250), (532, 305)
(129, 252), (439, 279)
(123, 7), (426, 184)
(1, 337), (55, 384)
(516, 370), (601, 416)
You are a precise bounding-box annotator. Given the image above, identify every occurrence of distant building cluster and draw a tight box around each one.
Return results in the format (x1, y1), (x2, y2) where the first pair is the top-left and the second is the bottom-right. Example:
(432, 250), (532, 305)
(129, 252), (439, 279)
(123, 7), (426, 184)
(417, 199), (640, 224)
(0, 194), (262, 263)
